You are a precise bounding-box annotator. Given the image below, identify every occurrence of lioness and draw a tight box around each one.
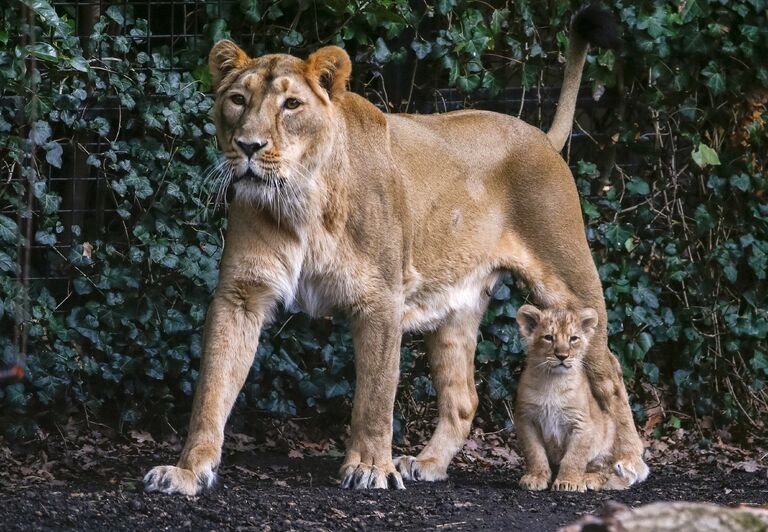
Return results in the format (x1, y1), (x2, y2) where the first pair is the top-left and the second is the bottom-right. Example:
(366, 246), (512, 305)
(144, 5), (646, 494)
(515, 305), (649, 492)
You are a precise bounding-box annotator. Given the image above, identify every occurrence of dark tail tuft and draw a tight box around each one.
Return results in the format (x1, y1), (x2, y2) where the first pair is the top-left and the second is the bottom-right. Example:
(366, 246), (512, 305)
(572, 5), (622, 49)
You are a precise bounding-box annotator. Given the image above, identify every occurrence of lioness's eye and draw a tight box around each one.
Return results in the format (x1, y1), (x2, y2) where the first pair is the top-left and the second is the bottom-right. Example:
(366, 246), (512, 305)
(284, 98), (301, 110)
(230, 94), (246, 106)
(570, 336), (579, 342)
(543, 334), (554, 342)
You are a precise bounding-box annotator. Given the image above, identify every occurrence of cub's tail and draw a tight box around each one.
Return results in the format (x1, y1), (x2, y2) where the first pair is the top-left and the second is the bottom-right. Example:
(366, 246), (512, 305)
(546, 5), (621, 152)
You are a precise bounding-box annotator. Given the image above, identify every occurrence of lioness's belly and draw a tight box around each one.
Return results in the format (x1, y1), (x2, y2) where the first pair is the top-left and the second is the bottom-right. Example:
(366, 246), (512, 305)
(401, 268), (500, 332)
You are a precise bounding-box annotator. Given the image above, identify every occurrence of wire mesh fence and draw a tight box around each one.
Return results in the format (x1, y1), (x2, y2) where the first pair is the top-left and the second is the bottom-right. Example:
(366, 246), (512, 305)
(7, 0), (621, 363)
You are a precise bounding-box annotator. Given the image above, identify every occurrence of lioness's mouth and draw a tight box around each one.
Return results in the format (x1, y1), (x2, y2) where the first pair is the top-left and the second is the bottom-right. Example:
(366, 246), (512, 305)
(232, 167), (270, 185)
(232, 167), (285, 188)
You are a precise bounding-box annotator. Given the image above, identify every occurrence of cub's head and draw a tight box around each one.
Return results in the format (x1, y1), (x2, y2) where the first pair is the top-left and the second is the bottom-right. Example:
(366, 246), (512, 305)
(208, 40), (351, 213)
(515, 305), (598, 373)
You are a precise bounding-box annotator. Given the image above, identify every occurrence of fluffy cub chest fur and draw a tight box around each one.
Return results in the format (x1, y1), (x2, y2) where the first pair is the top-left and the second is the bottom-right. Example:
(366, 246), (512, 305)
(518, 371), (600, 464)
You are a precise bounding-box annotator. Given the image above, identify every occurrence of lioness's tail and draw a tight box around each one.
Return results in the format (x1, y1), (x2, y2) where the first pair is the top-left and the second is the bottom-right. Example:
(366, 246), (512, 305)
(547, 6), (621, 151)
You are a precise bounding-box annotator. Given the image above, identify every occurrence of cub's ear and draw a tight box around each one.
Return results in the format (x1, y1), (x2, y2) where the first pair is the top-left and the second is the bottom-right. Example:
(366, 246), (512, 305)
(305, 46), (352, 102)
(579, 308), (599, 336)
(209, 40), (252, 89)
(516, 305), (542, 338)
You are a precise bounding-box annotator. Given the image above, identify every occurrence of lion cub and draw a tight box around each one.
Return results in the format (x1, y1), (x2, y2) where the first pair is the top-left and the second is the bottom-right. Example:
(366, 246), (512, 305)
(514, 305), (631, 492)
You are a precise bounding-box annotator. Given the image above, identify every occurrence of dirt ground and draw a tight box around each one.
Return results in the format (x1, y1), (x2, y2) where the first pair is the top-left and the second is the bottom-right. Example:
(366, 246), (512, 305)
(2, 442), (767, 531)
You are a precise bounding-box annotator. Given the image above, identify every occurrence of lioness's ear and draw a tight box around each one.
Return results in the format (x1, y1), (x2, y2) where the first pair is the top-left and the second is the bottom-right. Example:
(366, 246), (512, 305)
(305, 46), (352, 102)
(209, 40), (251, 89)
(579, 308), (599, 337)
(516, 305), (542, 338)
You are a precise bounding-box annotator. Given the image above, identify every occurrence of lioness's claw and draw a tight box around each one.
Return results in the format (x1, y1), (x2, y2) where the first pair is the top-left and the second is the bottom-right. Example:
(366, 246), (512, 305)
(393, 455), (448, 482)
(552, 478), (586, 492)
(340, 463), (405, 490)
(143, 465), (215, 496)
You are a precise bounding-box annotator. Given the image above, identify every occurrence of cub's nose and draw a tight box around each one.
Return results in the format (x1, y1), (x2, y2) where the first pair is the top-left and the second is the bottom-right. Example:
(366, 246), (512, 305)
(236, 139), (267, 157)
(555, 353), (568, 361)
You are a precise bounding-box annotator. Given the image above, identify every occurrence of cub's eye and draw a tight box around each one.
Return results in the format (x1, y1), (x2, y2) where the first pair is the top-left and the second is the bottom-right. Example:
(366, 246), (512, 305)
(230, 94), (246, 106)
(570, 336), (580, 342)
(284, 98), (301, 110)
(543, 335), (554, 342)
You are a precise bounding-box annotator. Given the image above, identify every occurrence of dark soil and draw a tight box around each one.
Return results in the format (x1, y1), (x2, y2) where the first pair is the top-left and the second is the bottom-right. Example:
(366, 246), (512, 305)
(2, 449), (766, 531)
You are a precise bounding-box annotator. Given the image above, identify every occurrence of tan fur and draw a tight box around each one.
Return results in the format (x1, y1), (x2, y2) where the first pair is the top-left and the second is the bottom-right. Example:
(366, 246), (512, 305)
(144, 33), (647, 494)
(515, 305), (649, 492)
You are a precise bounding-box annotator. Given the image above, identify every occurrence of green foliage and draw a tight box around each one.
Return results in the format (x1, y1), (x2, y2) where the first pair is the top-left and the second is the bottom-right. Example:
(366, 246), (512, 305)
(1, 0), (766, 440)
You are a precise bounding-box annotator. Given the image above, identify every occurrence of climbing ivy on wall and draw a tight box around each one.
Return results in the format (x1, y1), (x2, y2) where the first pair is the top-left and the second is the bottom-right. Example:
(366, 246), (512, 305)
(0, 0), (766, 441)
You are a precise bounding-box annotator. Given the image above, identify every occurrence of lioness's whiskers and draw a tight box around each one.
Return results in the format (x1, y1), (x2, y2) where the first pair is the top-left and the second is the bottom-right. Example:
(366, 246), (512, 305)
(195, 159), (230, 219)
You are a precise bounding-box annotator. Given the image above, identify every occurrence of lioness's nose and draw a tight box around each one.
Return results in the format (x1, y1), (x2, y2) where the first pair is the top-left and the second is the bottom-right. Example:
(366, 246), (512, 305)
(236, 139), (267, 157)
(555, 353), (568, 361)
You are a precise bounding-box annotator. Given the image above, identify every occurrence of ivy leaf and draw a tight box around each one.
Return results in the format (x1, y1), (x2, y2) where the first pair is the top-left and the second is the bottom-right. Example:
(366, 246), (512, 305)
(437, 0), (458, 15)
(411, 40), (432, 60)
(44, 141), (63, 168)
(35, 230), (57, 246)
(239, 0), (262, 24)
(163, 309), (192, 333)
(29, 120), (51, 145)
(702, 66), (726, 94)
(0, 251), (15, 273)
(373, 38), (391, 63)
(476, 340), (498, 363)
(0, 215), (18, 242)
(68, 56), (89, 72)
(752, 351), (768, 375)
(456, 74), (481, 93)
(282, 30), (303, 47)
(729, 173), (750, 192)
(25, 43), (58, 62)
(692, 143), (720, 168)
(105, 5), (125, 26)
(625, 177), (650, 196)
(325, 380), (350, 399)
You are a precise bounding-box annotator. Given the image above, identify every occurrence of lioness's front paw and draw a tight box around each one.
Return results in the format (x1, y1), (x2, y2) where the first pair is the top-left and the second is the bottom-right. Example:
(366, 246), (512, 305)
(143, 465), (215, 496)
(393, 455), (448, 482)
(613, 456), (650, 486)
(519, 472), (550, 491)
(340, 462), (405, 490)
(552, 476), (586, 492)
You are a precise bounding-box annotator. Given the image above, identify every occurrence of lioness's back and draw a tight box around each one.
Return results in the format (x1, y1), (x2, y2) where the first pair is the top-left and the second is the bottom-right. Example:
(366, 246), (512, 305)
(387, 110), (552, 164)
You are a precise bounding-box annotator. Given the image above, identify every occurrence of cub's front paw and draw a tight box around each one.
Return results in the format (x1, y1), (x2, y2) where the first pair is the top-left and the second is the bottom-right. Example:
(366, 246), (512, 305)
(340, 462), (405, 490)
(143, 465), (215, 496)
(519, 472), (550, 491)
(393, 455), (448, 482)
(552, 476), (586, 492)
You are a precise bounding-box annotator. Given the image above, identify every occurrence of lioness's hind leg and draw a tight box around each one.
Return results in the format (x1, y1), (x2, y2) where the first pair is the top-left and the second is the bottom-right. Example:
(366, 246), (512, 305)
(500, 151), (647, 485)
(395, 309), (482, 482)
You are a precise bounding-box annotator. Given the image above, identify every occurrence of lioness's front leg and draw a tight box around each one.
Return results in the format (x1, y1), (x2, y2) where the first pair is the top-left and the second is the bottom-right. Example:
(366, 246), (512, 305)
(340, 301), (405, 490)
(144, 281), (276, 495)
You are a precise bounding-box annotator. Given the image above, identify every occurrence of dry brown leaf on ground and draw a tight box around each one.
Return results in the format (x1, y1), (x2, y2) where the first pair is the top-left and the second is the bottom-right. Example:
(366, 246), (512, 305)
(128, 431), (154, 444)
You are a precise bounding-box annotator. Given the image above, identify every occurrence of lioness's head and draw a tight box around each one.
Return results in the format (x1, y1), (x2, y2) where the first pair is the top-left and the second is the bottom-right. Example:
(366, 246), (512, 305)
(516, 305), (598, 372)
(208, 40), (351, 217)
